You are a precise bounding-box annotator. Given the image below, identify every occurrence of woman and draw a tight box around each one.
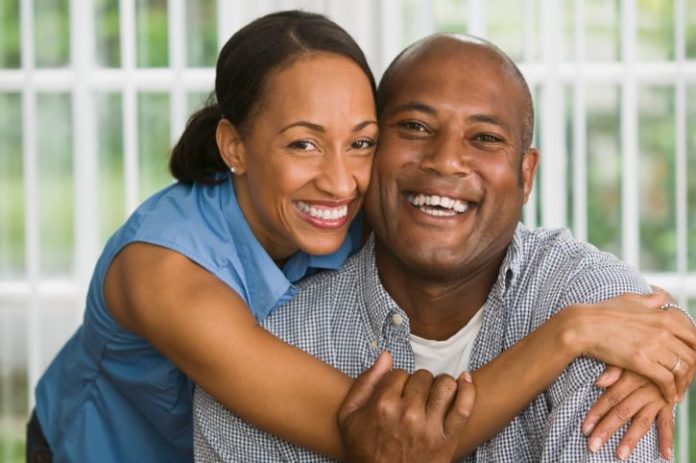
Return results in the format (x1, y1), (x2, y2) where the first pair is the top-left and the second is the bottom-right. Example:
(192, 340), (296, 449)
(29, 10), (692, 463)
(30, 10), (377, 463)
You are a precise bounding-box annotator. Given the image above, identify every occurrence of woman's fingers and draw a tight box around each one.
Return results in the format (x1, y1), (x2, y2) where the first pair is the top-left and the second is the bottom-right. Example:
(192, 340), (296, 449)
(613, 401), (663, 460)
(583, 371), (647, 436)
(586, 380), (665, 458)
(655, 405), (674, 460)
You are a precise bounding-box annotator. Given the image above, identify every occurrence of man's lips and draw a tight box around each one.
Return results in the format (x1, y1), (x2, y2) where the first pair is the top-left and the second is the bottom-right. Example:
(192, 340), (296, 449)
(404, 192), (475, 217)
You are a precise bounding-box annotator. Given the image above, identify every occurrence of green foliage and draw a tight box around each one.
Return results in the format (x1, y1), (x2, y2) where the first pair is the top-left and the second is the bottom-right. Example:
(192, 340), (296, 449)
(0, 0), (21, 67)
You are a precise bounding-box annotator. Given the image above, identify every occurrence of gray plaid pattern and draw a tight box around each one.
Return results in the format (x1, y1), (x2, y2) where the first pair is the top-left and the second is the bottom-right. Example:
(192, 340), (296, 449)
(194, 225), (669, 462)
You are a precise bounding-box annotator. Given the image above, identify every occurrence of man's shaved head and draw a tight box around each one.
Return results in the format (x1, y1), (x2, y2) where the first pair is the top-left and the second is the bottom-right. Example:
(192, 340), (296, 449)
(377, 34), (535, 151)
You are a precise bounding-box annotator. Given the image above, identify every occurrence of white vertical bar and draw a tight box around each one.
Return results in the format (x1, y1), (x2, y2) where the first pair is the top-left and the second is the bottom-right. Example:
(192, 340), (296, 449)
(620, 0), (639, 267)
(0, 307), (10, 462)
(20, 0), (41, 411)
(539, 0), (566, 228)
(168, 0), (186, 144)
(522, 0), (537, 228)
(70, 0), (99, 318)
(413, 0), (435, 40)
(378, 0), (404, 76)
(120, 0), (139, 212)
(217, 0), (243, 53)
(572, 0), (587, 242)
(673, 0), (689, 460)
(468, 0), (486, 38)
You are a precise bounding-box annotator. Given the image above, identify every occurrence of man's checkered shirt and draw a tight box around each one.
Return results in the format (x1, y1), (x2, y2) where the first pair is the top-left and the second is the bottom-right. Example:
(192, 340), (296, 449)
(194, 225), (668, 462)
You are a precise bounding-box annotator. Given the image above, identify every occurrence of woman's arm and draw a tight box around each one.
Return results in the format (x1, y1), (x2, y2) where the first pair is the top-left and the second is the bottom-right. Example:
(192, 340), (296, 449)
(338, 294), (696, 461)
(105, 242), (357, 458)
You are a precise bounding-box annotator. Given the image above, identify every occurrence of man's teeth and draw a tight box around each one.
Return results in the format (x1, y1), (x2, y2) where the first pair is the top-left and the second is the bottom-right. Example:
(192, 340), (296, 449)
(296, 201), (348, 220)
(406, 193), (470, 215)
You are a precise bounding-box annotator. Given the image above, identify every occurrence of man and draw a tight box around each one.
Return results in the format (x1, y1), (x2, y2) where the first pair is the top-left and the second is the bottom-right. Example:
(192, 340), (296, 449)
(194, 34), (689, 462)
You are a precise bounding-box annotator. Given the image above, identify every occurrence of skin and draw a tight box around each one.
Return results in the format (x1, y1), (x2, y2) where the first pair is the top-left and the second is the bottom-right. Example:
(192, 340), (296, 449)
(340, 35), (696, 462)
(104, 39), (694, 462)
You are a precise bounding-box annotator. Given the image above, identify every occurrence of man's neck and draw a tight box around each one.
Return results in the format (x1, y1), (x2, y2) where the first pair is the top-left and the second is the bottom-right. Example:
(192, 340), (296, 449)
(374, 240), (505, 341)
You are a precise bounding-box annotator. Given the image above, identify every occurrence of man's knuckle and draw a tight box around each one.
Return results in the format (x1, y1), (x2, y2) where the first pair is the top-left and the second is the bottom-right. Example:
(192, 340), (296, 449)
(612, 403), (631, 422)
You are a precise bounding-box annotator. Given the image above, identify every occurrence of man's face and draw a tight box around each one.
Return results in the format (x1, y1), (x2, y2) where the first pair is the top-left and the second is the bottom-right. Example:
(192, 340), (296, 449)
(365, 39), (539, 278)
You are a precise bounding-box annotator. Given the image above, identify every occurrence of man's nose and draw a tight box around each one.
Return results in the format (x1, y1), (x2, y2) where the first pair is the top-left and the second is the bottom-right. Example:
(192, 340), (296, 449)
(418, 131), (471, 177)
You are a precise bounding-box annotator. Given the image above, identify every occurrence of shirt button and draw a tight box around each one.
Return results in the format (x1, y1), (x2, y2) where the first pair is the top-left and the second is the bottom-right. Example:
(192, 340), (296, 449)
(391, 313), (404, 326)
(369, 340), (378, 349)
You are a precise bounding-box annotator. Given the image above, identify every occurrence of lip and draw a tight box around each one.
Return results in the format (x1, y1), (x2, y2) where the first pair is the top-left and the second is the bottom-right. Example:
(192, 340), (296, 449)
(293, 198), (356, 230)
(401, 190), (477, 223)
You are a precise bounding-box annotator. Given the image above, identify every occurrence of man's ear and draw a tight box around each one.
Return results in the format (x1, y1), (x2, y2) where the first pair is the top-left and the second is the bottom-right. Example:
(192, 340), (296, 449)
(520, 147), (539, 203)
(216, 119), (247, 175)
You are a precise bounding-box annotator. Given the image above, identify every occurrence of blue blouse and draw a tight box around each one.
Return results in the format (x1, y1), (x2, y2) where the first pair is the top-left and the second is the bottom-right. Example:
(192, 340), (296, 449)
(34, 177), (361, 462)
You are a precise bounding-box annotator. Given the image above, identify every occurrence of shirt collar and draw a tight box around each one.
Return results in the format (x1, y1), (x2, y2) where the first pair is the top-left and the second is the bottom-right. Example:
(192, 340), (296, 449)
(221, 176), (354, 320)
(357, 235), (408, 340)
(495, 223), (527, 298)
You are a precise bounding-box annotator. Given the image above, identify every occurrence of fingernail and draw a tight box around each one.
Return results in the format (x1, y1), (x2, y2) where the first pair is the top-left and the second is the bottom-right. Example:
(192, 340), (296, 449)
(588, 437), (601, 453)
(666, 447), (673, 459)
(617, 446), (629, 460)
(461, 371), (472, 383)
(582, 419), (596, 436)
(595, 372), (608, 385)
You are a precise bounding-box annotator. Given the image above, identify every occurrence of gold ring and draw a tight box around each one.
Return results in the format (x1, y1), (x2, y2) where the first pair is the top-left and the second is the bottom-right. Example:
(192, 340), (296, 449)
(672, 356), (682, 374)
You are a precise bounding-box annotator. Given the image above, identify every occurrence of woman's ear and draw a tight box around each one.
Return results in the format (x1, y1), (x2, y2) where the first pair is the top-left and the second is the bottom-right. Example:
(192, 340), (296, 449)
(216, 119), (247, 175)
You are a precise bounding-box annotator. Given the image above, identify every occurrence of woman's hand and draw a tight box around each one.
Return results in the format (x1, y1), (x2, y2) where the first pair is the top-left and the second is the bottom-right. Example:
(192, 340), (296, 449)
(582, 367), (675, 461)
(338, 359), (475, 463)
(562, 292), (696, 402)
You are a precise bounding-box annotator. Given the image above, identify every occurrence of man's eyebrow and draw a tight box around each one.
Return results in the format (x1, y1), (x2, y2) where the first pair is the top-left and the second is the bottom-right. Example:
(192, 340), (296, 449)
(469, 114), (510, 131)
(389, 101), (437, 117)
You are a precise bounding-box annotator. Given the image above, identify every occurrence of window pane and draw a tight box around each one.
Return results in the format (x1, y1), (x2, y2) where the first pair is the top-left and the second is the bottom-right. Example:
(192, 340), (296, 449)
(136, 0), (168, 68)
(186, 0), (217, 67)
(0, 300), (28, 463)
(688, 0), (696, 58)
(636, 0), (674, 61)
(486, 0), (525, 62)
(565, 86), (574, 230)
(37, 93), (74, 277)
(187, 91), (211, 114)
(0, 93), (24, 278)
(586, 85), (621, 257)
(434, 0), (468, 33)
(585, 0), (619, 61)
(0, 0), (20, 68)
(688, 85), (696, 271)
(138, 92), (171, 200)
(96, 92), (124, 243)
(639, 85), (675, 271)
(35, 0), (70, 67)
(95, 0), (121, 67)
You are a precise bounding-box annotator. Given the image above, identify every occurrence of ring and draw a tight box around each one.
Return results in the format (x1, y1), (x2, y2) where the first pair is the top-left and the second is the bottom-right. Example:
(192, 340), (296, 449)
(672, 356), (682, 374)
(660, 303), (683, 311)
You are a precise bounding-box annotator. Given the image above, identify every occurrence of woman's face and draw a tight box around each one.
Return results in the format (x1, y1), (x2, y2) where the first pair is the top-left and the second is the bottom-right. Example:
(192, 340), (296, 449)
(226, 52), (377, 260)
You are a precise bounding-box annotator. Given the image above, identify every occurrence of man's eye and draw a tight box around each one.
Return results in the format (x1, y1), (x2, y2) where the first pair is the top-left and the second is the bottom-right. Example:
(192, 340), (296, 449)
(474, 134), (503, 143)
(398, 121), (429, 133)
(287, 140), (317, 151)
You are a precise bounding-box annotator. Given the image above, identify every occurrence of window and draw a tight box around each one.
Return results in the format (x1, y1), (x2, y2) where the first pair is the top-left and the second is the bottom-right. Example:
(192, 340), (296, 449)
(1, 1), (694, 461)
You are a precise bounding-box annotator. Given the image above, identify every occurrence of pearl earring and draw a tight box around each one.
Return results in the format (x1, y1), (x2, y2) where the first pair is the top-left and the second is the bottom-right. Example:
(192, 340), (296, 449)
(230, 166), (236, 174)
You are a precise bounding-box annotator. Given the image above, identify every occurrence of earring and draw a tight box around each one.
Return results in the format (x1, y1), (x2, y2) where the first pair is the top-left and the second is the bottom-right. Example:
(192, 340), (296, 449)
(230, 166), (236, 174)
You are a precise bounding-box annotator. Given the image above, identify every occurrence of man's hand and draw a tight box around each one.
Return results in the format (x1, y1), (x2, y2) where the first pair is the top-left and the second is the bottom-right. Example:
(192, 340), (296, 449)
(583, 367), (674, 460)
(338, 358), (475, 463)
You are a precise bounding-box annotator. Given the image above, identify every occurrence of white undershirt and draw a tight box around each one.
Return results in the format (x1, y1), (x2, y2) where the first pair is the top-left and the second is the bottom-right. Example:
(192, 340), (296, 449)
(409, 309), (484, 377)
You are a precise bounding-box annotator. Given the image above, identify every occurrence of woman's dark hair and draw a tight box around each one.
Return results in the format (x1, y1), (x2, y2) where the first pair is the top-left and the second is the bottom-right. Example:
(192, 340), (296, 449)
(170, 10), (376, 184)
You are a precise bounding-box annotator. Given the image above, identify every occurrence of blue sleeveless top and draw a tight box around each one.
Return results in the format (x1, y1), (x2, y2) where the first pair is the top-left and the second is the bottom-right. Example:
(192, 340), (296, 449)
(34, 177), (361, 463)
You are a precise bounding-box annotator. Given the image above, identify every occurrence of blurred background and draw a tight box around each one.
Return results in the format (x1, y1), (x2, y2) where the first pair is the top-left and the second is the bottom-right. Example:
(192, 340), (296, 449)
(0, 0), (695, 461)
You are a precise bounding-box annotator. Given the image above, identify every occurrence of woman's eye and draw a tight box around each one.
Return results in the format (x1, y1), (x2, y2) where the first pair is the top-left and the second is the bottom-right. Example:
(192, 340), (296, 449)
(351, 139), (376, 150)
(287, 140), (317, 151)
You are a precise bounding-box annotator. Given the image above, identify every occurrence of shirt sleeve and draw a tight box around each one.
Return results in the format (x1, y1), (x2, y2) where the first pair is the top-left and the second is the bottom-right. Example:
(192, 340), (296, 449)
(536, 260), (669, 462)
